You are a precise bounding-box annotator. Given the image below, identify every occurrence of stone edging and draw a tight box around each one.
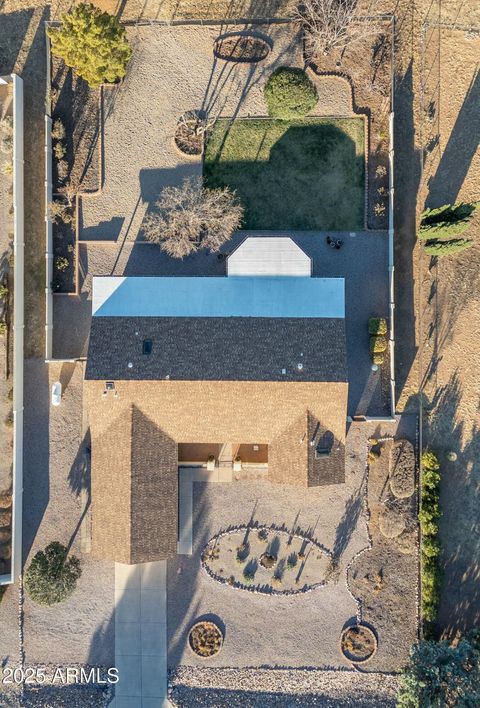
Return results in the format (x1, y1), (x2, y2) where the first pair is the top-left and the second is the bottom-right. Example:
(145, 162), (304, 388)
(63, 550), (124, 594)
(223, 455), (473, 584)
(201, 523), (333, 596)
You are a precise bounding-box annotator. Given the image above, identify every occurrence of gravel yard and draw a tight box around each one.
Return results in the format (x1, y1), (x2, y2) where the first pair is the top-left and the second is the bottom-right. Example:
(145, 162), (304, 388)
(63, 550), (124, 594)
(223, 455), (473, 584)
(169, 667), (400, 707)
(0, 360), (115, 672)
(79, 23), (303, 246)
(167, 423), (372, 669)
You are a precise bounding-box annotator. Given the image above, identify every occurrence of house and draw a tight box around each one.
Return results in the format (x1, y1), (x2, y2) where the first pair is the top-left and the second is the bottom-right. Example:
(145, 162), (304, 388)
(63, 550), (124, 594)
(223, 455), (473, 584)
(84, 238), (348, 564)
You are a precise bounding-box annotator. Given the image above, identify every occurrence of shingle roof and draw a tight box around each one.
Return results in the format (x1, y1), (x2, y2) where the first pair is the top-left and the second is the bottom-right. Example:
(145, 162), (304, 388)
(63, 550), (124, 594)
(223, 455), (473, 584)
(85, 316), (347, 383)
(90, 405), (178, 564)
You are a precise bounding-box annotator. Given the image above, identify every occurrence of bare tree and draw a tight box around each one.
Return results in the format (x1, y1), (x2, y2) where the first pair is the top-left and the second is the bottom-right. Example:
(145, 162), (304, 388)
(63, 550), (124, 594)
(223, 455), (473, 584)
(142, 177), (243, 259)
(294, 0), (379, 60)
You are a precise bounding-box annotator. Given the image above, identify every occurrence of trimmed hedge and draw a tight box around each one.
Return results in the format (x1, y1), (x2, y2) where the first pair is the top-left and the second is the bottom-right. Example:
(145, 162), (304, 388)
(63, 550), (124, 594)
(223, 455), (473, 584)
(372, 352), (384, 365)
(264, 67), (318, 119)
(368, 317), (387, 335)
(370, 335), (387, 354)
(420, 451), (442, 632)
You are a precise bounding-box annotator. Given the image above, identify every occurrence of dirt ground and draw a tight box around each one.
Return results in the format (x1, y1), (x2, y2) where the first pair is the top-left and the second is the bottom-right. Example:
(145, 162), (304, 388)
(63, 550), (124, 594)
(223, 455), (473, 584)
(416, 22), (480, 639)
(349, 427), (418, 672)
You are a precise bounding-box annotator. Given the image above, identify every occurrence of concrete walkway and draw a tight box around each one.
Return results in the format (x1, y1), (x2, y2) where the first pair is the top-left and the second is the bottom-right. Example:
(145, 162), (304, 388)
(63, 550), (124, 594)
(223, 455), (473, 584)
(112, 561), (172, 708)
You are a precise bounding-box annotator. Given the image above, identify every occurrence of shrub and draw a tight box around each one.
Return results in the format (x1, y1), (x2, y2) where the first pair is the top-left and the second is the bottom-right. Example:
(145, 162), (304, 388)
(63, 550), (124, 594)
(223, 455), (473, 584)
(368, 317), (387, 336)
(0, 510), (12, 526)
(54, 141), (66, 160)
(47, 3), (132, 88)
(264, 67), (318, 119)
(420, 450), (442, 631)
(423, 238), (473, 256)
(398, 636), (480, 707)
(372, 352), (384, 365)
(379, 506), (406, 538)
(2, 161), (13, 176)
(0, 285), (8, 300)
(0, 494), (12, 509)
(0, 322), (6, 336)
(0, 116), (13, 154)
(48, 201), (73, 225)
(242, 567), (255, 584)
(55, 256), (70, 272)
(369, 335), (387, 353)
(57, 159), (68, 182)
(51, 119), (65, 141)
(24, 541), (81, 605)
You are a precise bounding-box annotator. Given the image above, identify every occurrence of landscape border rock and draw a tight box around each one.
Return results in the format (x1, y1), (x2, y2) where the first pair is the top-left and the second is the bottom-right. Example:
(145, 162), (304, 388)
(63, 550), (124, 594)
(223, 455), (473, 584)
(201, 523), (333, 596)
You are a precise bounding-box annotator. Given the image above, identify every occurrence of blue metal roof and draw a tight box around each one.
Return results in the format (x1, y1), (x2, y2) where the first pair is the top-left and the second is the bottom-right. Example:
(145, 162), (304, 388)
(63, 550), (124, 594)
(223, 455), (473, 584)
(92, 276), (345, 319)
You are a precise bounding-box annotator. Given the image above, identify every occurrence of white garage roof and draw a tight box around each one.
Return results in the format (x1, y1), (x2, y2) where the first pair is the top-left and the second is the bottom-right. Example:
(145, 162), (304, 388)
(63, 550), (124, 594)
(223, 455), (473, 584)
(227, 237), (311, 276)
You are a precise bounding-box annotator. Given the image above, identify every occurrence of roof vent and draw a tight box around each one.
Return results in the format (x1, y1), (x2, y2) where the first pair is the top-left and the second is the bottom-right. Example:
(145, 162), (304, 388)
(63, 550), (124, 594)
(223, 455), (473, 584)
(127, 362), (133, 369)
(142, 339), (153, 355)
(297, 362), (303, 371)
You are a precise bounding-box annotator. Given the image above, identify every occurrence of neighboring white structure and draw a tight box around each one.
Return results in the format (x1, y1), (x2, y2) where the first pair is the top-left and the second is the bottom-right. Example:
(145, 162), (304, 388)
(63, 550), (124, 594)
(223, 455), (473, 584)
(0, 74), (24, 586)
(227, 237), (312, 276)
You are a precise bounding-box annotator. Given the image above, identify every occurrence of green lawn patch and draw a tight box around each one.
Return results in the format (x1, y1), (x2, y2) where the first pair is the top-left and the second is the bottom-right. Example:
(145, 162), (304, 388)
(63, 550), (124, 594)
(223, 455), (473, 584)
(204, 118), (365, 230)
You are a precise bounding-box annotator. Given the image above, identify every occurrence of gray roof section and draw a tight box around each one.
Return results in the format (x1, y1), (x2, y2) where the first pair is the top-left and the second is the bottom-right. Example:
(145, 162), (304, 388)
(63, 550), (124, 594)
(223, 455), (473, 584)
(85, 316), (347, 383)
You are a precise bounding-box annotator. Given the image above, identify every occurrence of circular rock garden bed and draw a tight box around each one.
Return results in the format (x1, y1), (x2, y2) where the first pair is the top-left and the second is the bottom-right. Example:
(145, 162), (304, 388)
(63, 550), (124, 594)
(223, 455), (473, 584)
(188, 621), (223, 658)
(174, 111), (207, 156)
(202, 525), (332, 594)
(341, 624), (377, 663)
(214, 32), (271, 63)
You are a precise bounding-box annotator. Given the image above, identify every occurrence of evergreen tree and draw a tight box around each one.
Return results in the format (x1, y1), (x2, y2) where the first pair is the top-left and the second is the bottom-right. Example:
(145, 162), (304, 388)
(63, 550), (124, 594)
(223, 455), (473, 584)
(48, 3), (132, 88)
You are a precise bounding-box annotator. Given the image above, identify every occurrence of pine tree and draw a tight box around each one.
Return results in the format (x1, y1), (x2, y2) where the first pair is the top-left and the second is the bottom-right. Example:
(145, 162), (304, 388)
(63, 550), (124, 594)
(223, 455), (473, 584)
(48, 3), (132, 88)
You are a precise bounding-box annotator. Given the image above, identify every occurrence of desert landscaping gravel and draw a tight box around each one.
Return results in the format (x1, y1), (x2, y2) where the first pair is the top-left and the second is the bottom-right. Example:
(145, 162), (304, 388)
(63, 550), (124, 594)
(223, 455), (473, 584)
(169, 666), (400, 707)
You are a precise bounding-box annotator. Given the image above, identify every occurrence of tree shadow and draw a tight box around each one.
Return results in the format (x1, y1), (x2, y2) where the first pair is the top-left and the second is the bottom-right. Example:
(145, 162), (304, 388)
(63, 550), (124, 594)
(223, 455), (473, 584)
(333, 488), (364, 562)
(425, 68), (480, 209)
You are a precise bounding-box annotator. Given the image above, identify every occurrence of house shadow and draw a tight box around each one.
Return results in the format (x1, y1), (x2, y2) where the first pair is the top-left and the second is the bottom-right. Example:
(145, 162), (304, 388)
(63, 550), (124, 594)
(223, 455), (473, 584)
(393, 60), (421, 412)
(425, 68), (480, 209)
(79, 215), (125, 242)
